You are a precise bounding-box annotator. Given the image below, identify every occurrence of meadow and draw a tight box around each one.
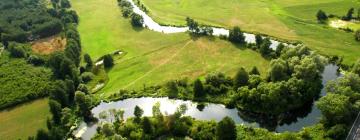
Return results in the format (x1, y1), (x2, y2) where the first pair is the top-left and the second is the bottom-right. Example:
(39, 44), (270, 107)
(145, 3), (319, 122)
(72, 0), (270, 95)
(140, 0), (360, 65)
(0, 98), (50, 140)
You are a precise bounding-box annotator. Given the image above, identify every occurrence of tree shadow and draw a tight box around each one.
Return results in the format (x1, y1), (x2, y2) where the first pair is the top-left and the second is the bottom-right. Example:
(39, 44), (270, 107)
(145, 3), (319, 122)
(131, 25), (144, 32)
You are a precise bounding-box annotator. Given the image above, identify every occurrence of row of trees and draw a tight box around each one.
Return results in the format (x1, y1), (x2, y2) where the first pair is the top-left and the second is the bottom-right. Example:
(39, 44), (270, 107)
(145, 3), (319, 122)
(93, 104), (237, 140)
(117, 0), (144, 27)
(185, 17), (214, 36)
(317, 8), (360, 23)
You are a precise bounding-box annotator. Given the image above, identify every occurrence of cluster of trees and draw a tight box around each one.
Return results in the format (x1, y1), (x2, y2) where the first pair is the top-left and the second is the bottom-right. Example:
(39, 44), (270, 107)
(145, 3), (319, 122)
(0, 0), (63, 42)
(317, 8), (360, 22)
(93, 104), (238, 140)
(134, 0), (148, 13)
(341, 8), (360, 21)
(117, 0), (144, 27)
(316, 67), (360, 140)
(185, 17), (213, 36)
(316, 10), (328, 23)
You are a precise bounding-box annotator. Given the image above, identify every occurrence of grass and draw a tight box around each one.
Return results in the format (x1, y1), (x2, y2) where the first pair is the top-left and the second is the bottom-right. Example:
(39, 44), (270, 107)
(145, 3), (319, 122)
(72, 0), (270, 95)
(140, 0), (360, 65)
(0, 98), (50, 140)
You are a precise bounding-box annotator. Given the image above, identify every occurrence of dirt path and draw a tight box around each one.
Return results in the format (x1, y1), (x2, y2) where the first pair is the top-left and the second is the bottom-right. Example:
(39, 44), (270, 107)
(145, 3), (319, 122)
(122, 40), (193, 89)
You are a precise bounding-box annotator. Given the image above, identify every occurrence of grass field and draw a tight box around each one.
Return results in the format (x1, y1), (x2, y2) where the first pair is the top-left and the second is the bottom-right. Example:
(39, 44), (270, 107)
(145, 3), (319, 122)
(72, 0), (270, 95)
(0, 98), (50, 140)
(140, 0), (360, 65)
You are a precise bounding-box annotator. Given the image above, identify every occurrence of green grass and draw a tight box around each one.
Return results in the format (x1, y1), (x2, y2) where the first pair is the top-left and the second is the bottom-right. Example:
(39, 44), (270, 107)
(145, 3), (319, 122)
(0, 98), (50, 140)
(141, 0), (360, 65)
(72, 0), (270, 95)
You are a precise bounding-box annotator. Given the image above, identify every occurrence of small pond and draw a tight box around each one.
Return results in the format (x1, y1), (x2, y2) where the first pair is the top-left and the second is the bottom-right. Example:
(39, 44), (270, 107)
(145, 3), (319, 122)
(74, 64), (341, 140)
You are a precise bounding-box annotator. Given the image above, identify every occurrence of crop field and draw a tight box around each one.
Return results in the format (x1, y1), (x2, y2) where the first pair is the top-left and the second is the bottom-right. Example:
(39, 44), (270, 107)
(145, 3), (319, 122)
(0, 99), (50, 140)
(141, 0), (360, 65)
(72, 0), (270, 94)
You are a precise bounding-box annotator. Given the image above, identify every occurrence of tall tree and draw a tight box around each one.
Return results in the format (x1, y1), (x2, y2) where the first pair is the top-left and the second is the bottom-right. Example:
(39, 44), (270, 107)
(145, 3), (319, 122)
(216, 117), (237, 140)
(84, 53), (93, 68)
(317, 94), (353, 125)
(193, 79), (205, 97)
(75, 91), (92, 120)
(228, 26), (245, 44)
(49, 100), (62, 124)
(316, 10), (328, 23)
(233, 67), (249, 89)
(269, 59), (289, 82)
(255, 34), (263, 47)
(134, 105), (144, 119)
(249, 66), (260, 75)
(103, 54), (114, 68)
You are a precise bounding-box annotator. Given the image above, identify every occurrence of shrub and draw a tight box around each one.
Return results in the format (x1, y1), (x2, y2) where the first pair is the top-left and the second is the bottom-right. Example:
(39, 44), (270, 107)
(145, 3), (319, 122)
(81, 72), (95, 83)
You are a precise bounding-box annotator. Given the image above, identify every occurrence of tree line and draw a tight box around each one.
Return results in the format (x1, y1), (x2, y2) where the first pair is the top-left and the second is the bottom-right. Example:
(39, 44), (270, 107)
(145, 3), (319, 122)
(117, 0), (144, 27)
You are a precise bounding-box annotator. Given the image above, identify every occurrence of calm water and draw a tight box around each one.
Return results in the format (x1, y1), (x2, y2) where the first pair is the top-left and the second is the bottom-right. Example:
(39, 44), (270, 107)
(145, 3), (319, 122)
(74, 64), (340, 139)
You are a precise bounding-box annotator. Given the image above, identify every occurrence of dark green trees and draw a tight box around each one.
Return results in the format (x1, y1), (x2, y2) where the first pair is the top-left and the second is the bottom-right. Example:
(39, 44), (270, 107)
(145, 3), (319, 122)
(134, 105), (144, 122)
(355, 29), (360, 41)
(84, 53), (93, 68)
(49, 100), (62, 124)
(228, 26), (245, 44)
(269, 59), (289, 82)
(103, 54), (114, 68)
(216, 117), (237, 140)
(259, 38), (272, 56)
(131, 13), (144, 27)
(343, 8), (355, 21)
(193, 79), (205, 97)
(316, 10), (328, 23)
(317, 94), (352, 125)
(249, 66), (260, 75)
(233, 68), (249, 89)
(255, 34), (263, 47)
(352, 59), (360, 76)
(75, 91), (92, 121)
(186, 17), (200, 33)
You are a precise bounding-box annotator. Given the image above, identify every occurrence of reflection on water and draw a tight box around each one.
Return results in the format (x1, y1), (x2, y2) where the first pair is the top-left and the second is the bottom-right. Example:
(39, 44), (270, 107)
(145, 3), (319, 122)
(75, 64), (340, 139)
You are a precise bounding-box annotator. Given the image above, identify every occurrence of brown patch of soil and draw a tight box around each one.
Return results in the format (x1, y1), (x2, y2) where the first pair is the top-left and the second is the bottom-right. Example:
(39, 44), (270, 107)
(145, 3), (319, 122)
(31, 36), (67, 55)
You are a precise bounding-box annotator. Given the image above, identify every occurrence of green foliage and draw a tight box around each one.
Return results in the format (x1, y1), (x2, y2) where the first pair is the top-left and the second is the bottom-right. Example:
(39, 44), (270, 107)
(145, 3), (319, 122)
(193, 79), (204, 97)
(233, 67), (249, 89)
(49, 100), (62, 124)
(103, 54), (114, 68)
(317, 94), (352, 125)
(259, 38), (272, 57)
(355, 29), (360, 41)
(131, 13), (144, 27)
(84, 53), (93, 68)
(165, 81), (179, 98)
(249, 66), (260, 75)
(81, 72), (95, 83)
(186, 17), (200, 33)
(353, 59), (360, 76)
(228, 26), (245, 44)
(35, 129), (50, 140)
(255, 34), (263, 47)
(75, 91), (92, 120)
(216, 117), (237, 140)
(316, 10), (328, 23)
(0, 0), (62, 42)
(269, 59), (289, 82)
(134, 105), (144, 119)
(7, 42), (29, 58)
(0, 52), (53, 109)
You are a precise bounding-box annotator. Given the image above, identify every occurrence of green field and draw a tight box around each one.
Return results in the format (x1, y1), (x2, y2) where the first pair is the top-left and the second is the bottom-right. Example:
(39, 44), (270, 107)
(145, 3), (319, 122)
(72, 0), (270, 95)
(0, 98), (50, 140)
(141, 0), (360, 65)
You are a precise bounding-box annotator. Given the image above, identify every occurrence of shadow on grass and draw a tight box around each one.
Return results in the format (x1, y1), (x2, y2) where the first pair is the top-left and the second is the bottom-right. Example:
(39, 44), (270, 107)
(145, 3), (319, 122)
(131, 25), (144, 32)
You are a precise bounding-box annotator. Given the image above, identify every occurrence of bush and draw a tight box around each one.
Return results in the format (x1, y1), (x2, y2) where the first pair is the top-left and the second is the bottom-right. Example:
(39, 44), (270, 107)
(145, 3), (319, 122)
(81, 72), (95, 83)
(228, 26), (245, 44)
(131, 13), (144, 27)
(103, 54), (114, 68)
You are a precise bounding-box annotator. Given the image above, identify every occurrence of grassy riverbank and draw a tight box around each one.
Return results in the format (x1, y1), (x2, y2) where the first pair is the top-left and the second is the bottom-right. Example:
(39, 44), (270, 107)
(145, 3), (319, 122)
(72, 0), (270, 94)
(0, 99), (50, 140)
(141, 0), (360, 65)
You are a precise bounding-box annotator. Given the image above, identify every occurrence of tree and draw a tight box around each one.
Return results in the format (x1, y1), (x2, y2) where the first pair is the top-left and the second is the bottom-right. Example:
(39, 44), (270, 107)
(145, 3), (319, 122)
(75, 91), (92, 120)
(84, 53), (93, 68)
(317, 94), (353, 125)
(228, 26), (245, 44)
(193, 79), (205, 97)
(316, 10), (328, 23)
(269, 59), (288, 82)
(216, 117), (237, 140)
(103, 54), (114, 68)
(186, 17), (199, 33)
(102, 123), (115, 136)
(142, 117), (153, 134)
(60, 0), (71, 8)
(353, 59), (360, 76)
(8, 43), (27, 58)
(131, 13), (144, 27)
(275, 43), (285, 57)
(249, 66), (260, 75)
(355, 29), (360, 41)
(49, 100), (62, 124)
(35, 129), (50, 140)
(134, 105), (144, 119)
(233, 68), (249, 89)
(255, 34), (263, 47)
(49, 81), (69, 107)
(259, 38), (272, 56)
(344, 8), (355, 21)
(165, 81), (178, 98)
(122, 7), (133, 18)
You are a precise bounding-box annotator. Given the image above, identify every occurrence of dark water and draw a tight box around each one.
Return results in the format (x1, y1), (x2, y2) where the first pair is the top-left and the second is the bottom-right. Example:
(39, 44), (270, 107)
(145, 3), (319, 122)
(75, 64), (340, 140)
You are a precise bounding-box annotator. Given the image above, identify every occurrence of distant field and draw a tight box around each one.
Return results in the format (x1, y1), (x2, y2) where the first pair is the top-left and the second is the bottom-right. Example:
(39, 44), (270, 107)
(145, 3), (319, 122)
(72, 0), (270, 94)
(141, 0), (360, 65)
(0, 98), (49, 140)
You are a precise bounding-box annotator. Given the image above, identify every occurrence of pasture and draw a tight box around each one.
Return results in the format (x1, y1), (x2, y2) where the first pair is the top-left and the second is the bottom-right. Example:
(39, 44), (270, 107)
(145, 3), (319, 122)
(0, 99), (50, 140)
(141, 0), (360, 64)
(72, 0), (270, 95)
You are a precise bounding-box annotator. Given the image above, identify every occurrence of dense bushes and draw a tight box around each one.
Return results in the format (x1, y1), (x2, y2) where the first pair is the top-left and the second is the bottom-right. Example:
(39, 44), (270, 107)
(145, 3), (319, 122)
(0, 0), (63, 42)
(117, 0), (144, 28)
(0, 53), (53, 109)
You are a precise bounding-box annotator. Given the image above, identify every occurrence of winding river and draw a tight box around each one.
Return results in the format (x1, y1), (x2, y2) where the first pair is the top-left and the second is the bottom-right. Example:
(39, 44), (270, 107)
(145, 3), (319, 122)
(74, 64), (340, 139)
(125, 0), (293, 50)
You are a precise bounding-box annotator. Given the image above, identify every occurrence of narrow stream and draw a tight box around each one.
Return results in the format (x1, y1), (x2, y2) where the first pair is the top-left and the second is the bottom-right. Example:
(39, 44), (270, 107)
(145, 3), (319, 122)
(126, 0), (290, 50)
(74, 64), (340, 140)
